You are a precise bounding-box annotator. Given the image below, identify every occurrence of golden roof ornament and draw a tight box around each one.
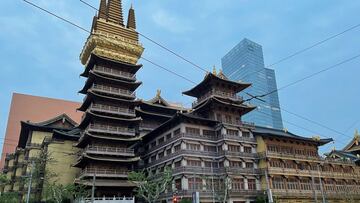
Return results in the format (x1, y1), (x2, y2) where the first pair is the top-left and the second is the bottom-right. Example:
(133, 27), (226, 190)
(312, 135), (321, 141)
(283, 128), (288, 133)
(212, 65), (217, 75)
(156, 89), (161, 98)
(332, 146), (336, 151)
(355, 129), (359, 138)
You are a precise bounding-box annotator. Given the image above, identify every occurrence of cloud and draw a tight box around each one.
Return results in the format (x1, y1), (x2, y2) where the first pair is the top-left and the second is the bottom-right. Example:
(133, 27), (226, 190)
(151, 9), (193, 34)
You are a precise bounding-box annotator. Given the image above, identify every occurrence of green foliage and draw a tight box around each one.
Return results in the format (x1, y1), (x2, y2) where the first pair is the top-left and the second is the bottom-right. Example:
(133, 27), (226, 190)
(43, 183), (89, 203)
(255, 195), (267, 203)
(179, 198), (192, 203)
(0, 192), (19, 203)
(0, 174), (9, 186)
(128, 167), (173, 203)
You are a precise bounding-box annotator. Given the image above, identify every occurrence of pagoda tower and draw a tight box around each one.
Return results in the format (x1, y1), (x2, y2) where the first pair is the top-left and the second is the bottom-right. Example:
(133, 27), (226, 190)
(75, 0), (144, 197)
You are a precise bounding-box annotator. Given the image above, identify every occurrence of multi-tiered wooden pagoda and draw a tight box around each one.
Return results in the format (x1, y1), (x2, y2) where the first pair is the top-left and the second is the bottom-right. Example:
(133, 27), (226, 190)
(74, 0), (144, 197)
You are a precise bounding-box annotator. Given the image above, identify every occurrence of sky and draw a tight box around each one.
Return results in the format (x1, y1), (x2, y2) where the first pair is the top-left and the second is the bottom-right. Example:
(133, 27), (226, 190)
(0, 0), (359, 154)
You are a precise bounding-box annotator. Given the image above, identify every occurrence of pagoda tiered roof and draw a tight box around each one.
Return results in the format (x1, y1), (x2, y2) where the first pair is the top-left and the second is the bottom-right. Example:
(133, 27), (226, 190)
(79, 71), (142, 94)
(183, 73), (251, 98)
(73, 154), (140, 167)
(253, 126), (333, 146)
(193, 96), (256, 116)
(78, 90), (140, 112)
(76, 132), (143, 148)
(78, 111), (141, 129)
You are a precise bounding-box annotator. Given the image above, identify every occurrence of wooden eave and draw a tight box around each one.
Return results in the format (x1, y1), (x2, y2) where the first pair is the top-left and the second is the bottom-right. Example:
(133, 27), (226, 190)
(135, 107), (173, 119)
(78, 111), (142, 129)
(75, 132), (143, 148)
(193, 96), (256, 115)
(182, 73), (251, 97)
(78, 90), (140, 112)
(253, 127), (333, 146)
(81, 54), (142, 77)
(78, 71), (142, 94)
(73, 154), (140, 167)
(78, 179), (136, 187)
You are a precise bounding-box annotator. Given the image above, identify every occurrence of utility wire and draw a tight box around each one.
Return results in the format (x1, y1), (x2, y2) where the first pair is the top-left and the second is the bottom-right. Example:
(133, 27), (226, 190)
(22, 0), (355, 149)
(344, 118), (360, 134)
(252, 53), (360, 99)
(79, 0), (208, 73)
(229, 23), (360, 81)
(23, 0), (193, 86)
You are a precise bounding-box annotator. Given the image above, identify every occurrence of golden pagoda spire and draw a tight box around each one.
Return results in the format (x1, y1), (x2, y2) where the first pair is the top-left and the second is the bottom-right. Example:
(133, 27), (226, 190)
(98, 0), (107, 19)
(156, 89), (161, 98)
(355, 129), (359, 137)
(107, 0), (124, 26)
(127, 3), (136, 29)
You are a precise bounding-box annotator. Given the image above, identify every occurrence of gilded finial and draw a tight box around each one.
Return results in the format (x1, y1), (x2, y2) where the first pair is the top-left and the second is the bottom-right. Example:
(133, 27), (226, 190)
(212, 65), (217, 75)
(283, 128), (288, 133)
(332, 146), (336, 151)
(355, 129), (359, 138)
(312, 135), (321, 141)
(156, 89), (161, 97)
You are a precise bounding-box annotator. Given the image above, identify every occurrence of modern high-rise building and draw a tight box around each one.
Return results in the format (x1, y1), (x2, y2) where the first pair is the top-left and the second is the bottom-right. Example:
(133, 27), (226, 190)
(222, 38), (284, 129)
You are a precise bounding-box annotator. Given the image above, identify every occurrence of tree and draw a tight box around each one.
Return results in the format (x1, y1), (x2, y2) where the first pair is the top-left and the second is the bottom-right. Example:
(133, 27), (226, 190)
(0, 192), (18, 203)
(128, 167), (172, 203)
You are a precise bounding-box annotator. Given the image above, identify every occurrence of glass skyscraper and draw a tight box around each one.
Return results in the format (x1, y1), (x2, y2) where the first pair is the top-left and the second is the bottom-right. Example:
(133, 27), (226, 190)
(221, 38), (284, 129)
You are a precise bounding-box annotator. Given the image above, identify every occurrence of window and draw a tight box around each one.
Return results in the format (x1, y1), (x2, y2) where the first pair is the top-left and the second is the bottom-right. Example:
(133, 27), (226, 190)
(232, 178), (244, 190)
(230, 161), (242, 167)
(174, 128), (181, 135)
(175, 179), (182, 190)
(242, 131), (250, 138)
(203, 130), (215, 136)
(158, 137), (164, 144)
(186, 143), (200, 151)
(287, 178), (299, 190)
(244, 146), (252, 153)
(174, 161), (181, 167)
(226, 129), (238, 136)
(273, 177), (285, 190)
(187, 160), (201, 167)
(225, 115), (232, 124)
(174, 145), (180, 152)
(245, 162), (254, 168)
(158, 151), (164, 159)
(248, 179), (256, 190)
(228, 145), (240, 152)
(166, 148), (171, 156)
(166, 133), (172, 140)
(188, 178), (202, 190)
(217, 114), (223, 122)
(204, 145), (217, 152)
(186, 127), (200, 135)
(150, 142), (156, 148)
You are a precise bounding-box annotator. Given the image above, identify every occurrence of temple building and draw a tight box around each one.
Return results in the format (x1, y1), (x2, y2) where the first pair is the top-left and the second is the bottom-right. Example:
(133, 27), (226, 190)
(141, 70), (261, 202)
(2, 114), (80, 202)
(2, 0), (360, 203)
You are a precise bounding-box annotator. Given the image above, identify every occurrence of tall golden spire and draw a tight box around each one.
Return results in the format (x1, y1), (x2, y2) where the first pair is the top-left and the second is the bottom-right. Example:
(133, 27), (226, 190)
(127, 4), (136, 29)
(98, 0), (107, 19)
(106, 0), (124, 26)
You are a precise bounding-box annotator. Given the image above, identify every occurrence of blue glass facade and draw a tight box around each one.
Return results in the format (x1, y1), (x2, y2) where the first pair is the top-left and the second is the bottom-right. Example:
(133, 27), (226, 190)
(221, 38), (284, 129)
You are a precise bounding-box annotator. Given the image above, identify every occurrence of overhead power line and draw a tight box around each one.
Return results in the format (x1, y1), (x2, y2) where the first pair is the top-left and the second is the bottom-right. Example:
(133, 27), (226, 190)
(253, 53), (360, 100)
(229, 23), (360, 81)
(79, 0), (209, 73)
(21, 0), (356, 149)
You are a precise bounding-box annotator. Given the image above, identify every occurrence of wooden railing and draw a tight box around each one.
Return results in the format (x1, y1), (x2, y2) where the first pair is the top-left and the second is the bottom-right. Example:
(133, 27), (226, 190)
(94, 65), (135, 80)
(192, 90), (243, 107)
(87, 124), (135, 135)
(92, 84), (135, 97)
(86, 146), (134, 155)
(91, 103), (135, 115)
(173, 166), (261, 175)
(80, 167), (129, 177)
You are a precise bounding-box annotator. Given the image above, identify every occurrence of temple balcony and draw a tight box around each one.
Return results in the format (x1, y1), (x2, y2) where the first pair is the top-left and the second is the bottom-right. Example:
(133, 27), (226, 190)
(85, 146), (135, 157)
(92, 84), (136, 99)
(94, 65), (136, 81)
(220, 134), (256, 143)
(161, 190), (262, 199)
(271, 187), (360, 198)
(87, 124), (136, 136)
(172, 166), (261, 175)
(219, 150), (258, 159)
(79, 197), (135, 203)
(78, 167), (129, 179)
(90, 103), (136, 117)
(139, 123), (159, 131)
(259, 151), (320, 161)
(192, 90), (243, 107)
(268, 167), (360, 179)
